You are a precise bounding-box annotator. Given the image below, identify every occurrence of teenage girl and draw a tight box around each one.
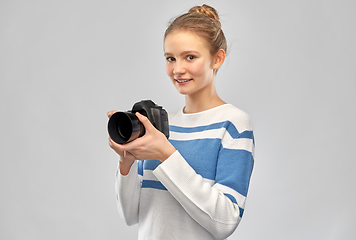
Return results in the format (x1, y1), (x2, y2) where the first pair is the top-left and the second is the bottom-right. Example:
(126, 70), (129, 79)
(108, 4), (254, 239)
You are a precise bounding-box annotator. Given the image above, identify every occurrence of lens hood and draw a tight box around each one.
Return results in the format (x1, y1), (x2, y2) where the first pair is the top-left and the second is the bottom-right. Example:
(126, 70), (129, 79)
(108, 111), (144, 144)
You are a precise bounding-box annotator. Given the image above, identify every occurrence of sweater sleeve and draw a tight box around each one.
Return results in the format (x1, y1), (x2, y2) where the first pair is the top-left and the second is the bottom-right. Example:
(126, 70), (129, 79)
(153, 126), (254, 239)
(115, 160), (142, 226)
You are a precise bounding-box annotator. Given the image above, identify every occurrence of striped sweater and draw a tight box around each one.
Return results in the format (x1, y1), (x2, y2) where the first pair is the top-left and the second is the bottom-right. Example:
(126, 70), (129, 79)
(116, 104), (254, 240)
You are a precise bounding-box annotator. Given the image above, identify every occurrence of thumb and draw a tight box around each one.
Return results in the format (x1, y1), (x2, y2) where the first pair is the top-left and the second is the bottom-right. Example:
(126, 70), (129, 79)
(136, 112), (155, 132)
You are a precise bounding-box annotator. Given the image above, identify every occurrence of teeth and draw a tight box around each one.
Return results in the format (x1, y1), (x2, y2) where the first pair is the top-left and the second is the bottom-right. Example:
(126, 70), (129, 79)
(177, 79), (191, 83)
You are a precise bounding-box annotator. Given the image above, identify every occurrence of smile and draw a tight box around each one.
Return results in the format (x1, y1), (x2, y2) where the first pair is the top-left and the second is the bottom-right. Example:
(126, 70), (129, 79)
(175, 78), (192, 83)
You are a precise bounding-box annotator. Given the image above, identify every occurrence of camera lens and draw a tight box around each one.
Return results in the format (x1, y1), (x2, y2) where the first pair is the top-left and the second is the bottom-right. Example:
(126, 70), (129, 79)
(108, 112), (144, 144)
(117, 117), (132, 140)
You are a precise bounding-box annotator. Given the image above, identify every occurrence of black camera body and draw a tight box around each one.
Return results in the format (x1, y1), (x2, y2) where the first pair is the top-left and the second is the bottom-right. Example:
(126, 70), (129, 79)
(108, 100), (169, 144)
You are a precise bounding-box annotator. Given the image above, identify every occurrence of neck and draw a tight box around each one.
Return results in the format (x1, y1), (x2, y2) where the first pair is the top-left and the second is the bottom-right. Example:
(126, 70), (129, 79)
(184, 86), (226, 114)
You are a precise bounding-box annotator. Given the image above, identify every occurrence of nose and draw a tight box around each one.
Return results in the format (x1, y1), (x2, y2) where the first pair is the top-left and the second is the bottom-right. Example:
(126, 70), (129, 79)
(173, 60), (186, 75)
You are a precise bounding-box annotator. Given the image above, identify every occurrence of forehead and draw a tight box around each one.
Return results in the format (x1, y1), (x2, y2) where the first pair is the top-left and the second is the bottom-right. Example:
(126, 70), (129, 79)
(164, 30), (211, 55)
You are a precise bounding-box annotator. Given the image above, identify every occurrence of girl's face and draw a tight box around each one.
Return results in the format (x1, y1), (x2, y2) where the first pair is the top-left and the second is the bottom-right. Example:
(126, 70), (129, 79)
(164, 30), (216, 97)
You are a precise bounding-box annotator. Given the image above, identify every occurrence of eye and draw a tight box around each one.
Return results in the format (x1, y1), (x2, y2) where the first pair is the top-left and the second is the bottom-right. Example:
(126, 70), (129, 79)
(166, 56), (175, 62)
(186, 55), (196, 61)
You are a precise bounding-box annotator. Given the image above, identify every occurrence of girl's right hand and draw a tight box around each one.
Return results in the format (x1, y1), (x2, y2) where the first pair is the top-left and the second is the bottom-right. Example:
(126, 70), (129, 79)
(107, 110), (136, 175)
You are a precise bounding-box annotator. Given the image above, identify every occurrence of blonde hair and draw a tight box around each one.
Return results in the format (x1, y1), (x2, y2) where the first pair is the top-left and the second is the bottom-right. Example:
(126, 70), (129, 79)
(164, 4), (227, 56)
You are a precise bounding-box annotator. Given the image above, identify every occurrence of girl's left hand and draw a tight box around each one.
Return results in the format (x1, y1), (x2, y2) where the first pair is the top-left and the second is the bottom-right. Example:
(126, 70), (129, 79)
(109, 112), (176, 162)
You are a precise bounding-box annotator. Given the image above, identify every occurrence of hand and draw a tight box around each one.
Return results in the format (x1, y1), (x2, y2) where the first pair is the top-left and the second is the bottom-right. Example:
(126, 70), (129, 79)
(108, 110), (136, 175)
(110, 112), (176, 162)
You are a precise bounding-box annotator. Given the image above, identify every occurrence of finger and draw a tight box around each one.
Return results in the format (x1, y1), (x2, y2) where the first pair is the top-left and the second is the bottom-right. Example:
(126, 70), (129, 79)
(126, 150), (136, 158)
(136, 112), (155, 132)
(108, 137), (118, 150)
(109, 137), (125, 153)
(107, 110), (118, 119)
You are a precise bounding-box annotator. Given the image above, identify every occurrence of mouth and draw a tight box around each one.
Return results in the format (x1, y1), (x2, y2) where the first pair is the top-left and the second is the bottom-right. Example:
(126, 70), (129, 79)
(175, 78), (192, 84)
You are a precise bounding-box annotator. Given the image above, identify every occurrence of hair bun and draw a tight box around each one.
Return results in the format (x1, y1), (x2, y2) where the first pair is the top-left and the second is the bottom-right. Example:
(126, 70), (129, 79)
(189, 4), (221, 28)
(165, 4), (227, 54)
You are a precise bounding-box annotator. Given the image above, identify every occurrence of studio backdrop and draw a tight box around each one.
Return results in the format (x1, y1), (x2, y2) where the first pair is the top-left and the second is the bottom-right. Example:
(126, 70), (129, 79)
(0, 0), (355, 239)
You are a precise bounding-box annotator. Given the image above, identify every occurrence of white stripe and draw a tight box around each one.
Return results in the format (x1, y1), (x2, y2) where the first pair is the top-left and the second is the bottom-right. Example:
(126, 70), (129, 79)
(222, 137), (255, 158)
(221, 131), (233, 146)
(214, 183), (246, 209)
(169, 104), (253, 133)
(169, 128), (224, 141)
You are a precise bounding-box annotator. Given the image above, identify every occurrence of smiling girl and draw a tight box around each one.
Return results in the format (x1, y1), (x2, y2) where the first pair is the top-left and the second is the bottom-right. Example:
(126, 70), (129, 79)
(108, 4), (254, 239)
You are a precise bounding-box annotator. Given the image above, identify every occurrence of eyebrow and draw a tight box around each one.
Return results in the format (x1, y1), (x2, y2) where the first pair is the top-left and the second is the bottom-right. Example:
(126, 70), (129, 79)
(164, 50), (200, 57)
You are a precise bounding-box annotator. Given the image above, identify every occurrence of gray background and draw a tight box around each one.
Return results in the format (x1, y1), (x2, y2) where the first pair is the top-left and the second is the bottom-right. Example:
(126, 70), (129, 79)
(1, 0), (355, 239)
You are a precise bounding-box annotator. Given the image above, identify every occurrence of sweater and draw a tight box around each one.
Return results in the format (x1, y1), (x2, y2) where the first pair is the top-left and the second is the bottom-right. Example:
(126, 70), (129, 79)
(116, 104), (255, 240)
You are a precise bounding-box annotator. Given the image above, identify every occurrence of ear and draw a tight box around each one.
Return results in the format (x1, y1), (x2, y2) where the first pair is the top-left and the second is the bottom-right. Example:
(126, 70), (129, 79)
(212, 49), (226, 71)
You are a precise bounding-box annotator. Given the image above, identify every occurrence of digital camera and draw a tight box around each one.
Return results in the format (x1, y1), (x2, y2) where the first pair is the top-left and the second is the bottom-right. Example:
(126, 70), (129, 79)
(108, 100), (169, 144)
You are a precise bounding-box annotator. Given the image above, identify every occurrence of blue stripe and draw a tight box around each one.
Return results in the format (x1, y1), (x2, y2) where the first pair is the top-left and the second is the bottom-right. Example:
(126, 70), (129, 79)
(239, 207), (244, 218)
(137, 161), (143, 176)
(143, 160), (162, 171)
(239, 130), (255, 144)
(216, 149), (254, 197)
(138, 160), (162, 175)
(224, 193), (237, 204)
(142, 180), (167, 191)
(170, 121), (254, 141)
(169, 139), (220, 180)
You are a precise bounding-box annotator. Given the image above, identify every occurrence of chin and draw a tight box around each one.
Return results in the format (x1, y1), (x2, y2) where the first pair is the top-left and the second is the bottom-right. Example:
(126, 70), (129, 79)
(176, 89), (189, 95)
(174, 85), (190, 95)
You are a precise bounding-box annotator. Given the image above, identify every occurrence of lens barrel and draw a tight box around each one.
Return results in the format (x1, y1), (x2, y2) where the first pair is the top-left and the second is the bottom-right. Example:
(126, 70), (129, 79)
(108, 112), (144, 144)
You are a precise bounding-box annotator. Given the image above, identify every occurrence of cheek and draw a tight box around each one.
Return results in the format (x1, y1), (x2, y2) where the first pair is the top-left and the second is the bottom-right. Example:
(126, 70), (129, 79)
(166, 64), (173, 77)
(191, 61), (210, 77)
